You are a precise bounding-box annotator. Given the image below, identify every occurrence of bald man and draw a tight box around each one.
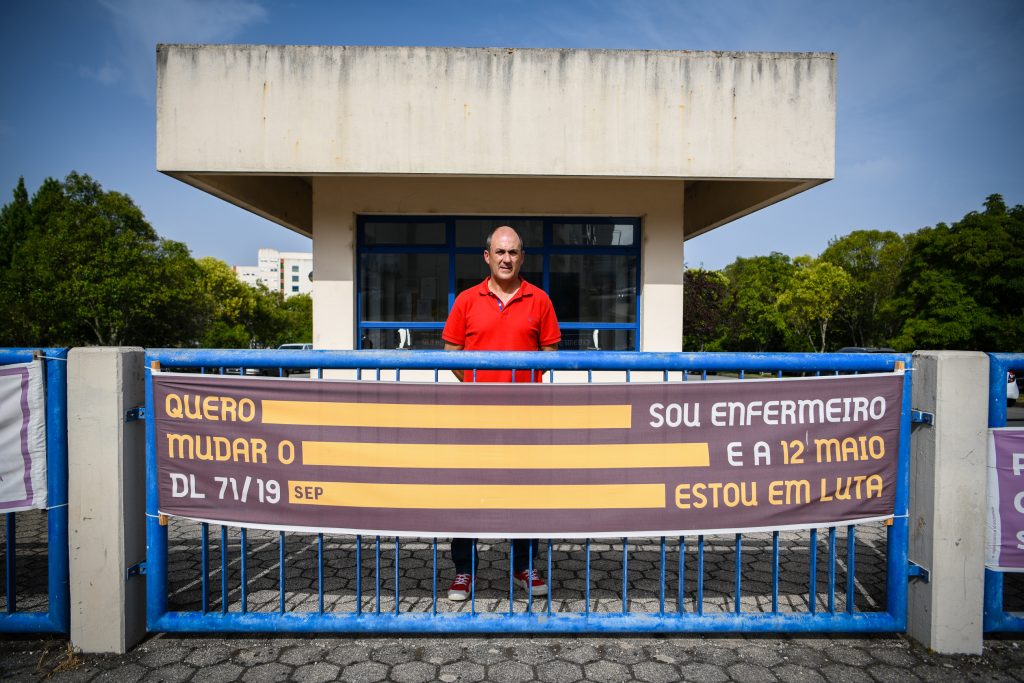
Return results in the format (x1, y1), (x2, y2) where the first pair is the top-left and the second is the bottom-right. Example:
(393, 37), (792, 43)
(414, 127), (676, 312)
(441, 226), (561, 600)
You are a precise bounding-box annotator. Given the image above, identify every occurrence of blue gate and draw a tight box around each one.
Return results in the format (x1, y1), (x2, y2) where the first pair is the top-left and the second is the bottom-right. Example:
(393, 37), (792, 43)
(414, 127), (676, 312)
(144, 349), (914, 633)
(0, 348), (69, 634)
(984, 351), (1024, 633)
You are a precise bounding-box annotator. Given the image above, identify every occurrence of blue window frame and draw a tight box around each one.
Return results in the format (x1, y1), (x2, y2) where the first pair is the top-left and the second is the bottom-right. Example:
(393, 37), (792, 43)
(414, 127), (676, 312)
(356, 216), (641, 350)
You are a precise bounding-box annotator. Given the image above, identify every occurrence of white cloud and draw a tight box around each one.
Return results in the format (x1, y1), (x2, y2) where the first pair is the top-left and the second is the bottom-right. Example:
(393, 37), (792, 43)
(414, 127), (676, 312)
(79, 63), (124, 85)
(94, 0), (268, 102)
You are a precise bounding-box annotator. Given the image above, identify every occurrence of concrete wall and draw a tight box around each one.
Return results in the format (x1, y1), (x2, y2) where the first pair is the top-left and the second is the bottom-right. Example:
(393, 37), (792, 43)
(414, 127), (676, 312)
(311, 176), (685, 353)
(158, 45), (835, 181)
(67, 348), (146, 653)
(908, 351), (989, 654)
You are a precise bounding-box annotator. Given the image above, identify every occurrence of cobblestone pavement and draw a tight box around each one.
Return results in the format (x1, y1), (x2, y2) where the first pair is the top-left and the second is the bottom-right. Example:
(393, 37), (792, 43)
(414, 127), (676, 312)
(3, 632), (1023, 682)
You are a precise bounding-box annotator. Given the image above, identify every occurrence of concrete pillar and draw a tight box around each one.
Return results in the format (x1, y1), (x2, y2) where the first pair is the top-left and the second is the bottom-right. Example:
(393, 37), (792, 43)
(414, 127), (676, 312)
(908, 351), (988, 654)
(67, 347), (147, 653)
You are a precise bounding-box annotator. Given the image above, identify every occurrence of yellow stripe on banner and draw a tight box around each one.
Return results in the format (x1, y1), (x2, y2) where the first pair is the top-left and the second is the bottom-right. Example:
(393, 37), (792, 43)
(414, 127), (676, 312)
(262, 401), (631, 429)
(302, 441), (710, 469)
(288, 481), (666, 509)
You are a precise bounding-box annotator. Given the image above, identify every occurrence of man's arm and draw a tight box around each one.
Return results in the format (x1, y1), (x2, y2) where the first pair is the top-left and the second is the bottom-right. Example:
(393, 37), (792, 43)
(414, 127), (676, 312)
(444, 342), (465, 381)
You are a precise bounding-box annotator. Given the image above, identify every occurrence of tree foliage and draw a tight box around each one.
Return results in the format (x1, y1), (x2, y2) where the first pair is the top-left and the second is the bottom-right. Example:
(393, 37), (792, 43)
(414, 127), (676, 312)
(776, 256), (853, 352)
(0, 173), (313, 349)
(682, 268), (729, 351)
(718, 253), (795, 351)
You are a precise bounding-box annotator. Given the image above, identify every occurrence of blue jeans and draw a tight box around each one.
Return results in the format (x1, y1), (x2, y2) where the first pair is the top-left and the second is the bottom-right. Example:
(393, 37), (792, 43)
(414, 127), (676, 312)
(451, 538), (540, 575)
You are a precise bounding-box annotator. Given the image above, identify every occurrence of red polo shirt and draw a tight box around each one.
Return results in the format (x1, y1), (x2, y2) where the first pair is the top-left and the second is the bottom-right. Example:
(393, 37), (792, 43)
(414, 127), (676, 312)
(442, 277), (561, 383)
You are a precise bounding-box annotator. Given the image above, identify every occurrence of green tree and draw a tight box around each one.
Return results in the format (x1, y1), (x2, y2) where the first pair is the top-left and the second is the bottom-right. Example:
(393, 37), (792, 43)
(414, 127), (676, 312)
(889, 195), (1024, 351)
(776, 256), (853, 352)
(682, 268), (729, 351)
(0, 173), (206, 347)
(720, 252), (795, 351)
(820, 230), (909, 348)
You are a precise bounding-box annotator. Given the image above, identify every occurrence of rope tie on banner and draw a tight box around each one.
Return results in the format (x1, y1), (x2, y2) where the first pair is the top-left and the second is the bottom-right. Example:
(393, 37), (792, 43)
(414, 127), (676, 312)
(45, 503), (69, 510)
(37, 355), (68, 362)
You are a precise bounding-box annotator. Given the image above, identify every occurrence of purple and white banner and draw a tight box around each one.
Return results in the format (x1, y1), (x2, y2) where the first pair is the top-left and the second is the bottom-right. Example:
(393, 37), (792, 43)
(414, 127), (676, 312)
(154, 371), (904, 538)
(986, 428), (1024, 572)
(0, 360), (47, 513)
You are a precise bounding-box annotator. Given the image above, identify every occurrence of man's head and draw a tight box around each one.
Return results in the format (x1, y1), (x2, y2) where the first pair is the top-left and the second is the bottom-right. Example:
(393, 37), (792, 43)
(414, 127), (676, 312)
(484, 226), (524, 287)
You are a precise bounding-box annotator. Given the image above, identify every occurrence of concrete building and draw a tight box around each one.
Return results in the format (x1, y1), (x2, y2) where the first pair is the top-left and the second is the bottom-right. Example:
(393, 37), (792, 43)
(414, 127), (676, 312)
(233, 248), (313, 298)
(157, 45), (836, 351)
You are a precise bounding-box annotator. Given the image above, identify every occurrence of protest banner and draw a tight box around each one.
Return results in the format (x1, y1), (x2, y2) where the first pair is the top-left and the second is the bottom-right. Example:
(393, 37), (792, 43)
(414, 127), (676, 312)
(0, 360), (47, 513)
(986, 428), (1024, 572)
(153, 371), (903, 537)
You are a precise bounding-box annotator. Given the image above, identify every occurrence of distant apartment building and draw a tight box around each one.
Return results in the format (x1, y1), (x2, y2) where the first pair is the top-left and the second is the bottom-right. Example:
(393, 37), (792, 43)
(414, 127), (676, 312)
(233, 248), (312, 298)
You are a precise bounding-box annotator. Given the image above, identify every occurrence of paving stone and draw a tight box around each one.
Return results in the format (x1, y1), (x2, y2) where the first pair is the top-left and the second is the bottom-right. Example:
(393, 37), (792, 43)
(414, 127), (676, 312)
(562, 643), (602, 664)
(912, 664), (967, 683)
(390, 661), (439, 683)
(293, 661), (341, 683)
(92, 663), (147, 682)
(692, 646), (739, 667)
(437, 660), (487, 682)
(487, 660), (534, 683)
(634, 660), (682, 683)
(326, 643), (372, 666)
(241, 662), (292, 682)
(727, 662), (778, 683)
(783, 645), (830, 668)
(511, 641), (555, 664)
(584, 660), (632, 683)
(537, 660), (584, 682)
(233, 644), (281, 666)
(138, 646), (192, 668)
(870, 646), (918, 668)
(143, 662), (195, 682)
(736, 643), (785, 668)
(818, 663), (873, 683)
(338, 660), (389, 683)
(184, 644), (234, 667)
(370, 641), (417, 665)
(193, 662), (244, 683)
(422, 642), (463, 665)
(676, 662), (729, 683)
(771, 663), (826, 683)
(865, 664), (919, 682)
(280, 644), (329, 666)
(465, 644), (508, 665)
(601, 642), (647, 665)
(822, 644), (874, 667)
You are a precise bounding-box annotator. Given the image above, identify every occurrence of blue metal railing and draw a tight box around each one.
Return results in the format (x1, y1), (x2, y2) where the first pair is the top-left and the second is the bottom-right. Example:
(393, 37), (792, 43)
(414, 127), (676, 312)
(0, 348), (69, 634)
(145, 349), (913, 633)
(984, 352), (1024, 633)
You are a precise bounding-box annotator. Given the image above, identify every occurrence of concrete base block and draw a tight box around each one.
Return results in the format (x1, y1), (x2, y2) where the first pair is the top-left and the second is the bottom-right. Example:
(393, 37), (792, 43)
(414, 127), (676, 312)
(908, 351), (988, 654)
(68, 348), (147, 653)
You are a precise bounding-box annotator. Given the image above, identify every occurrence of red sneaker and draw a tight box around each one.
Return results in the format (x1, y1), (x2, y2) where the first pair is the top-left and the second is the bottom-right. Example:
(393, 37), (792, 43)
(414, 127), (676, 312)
(513, 569), (548, 596)
(447, 573), (473, 601)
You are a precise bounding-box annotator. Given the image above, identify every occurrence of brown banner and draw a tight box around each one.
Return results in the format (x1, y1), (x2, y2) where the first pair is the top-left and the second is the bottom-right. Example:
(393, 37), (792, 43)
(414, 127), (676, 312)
(153, 372), (904, 537)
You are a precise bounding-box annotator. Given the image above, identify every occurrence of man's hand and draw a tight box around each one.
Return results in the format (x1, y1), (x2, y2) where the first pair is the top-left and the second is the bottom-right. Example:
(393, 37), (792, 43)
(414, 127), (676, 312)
(444, 342), (465, 381)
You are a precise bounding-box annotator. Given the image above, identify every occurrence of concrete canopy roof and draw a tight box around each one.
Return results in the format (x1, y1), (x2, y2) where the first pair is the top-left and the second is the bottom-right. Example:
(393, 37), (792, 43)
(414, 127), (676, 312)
(156, 45), (835, 239)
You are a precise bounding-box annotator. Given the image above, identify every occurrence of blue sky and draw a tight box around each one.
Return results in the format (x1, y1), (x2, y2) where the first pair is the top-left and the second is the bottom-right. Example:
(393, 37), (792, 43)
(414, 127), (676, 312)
(1, 0), (1021, 270)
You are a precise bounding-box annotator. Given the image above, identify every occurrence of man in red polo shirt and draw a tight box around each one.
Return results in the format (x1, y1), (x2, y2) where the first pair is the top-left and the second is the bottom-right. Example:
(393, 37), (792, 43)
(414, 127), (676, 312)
(441, 225), (561, 601)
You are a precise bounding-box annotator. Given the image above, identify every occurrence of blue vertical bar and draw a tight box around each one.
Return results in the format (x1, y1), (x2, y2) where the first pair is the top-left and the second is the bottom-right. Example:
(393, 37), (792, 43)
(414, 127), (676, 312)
(220, 526), (228, 613)
(394, 537), (401, 615)
(659, 536), (666, 615)
(432, 538), (437, 616)
(772, 531), (780, 613)
(584, 539), (591, 616)
(200, 523), (209, 613)
(374, 536), (381, 614)
(808, 528), (817, 614)
(144, 356), (169, 628)
(279, 531), (286, 613)
(734, 534), (742, 614)
(45, 349), (70, 633)
(677, 536), (684, 613)
(828, 527), (837, 614)
(355, 534), (362, 615)
(696, 535), (705, 615)
(526, 542), (533, 613)
(317, 534), (324, 614)
(5, 514), (15, 613)
(508, 540), (515, 615)
(546, 539), (553, 615)
(846, 525), (855, 614)
(885, 363), (913, 629)
(240, 528), (248, 614)
(471, 538), (477, 615)
(621, 537), (629, 613)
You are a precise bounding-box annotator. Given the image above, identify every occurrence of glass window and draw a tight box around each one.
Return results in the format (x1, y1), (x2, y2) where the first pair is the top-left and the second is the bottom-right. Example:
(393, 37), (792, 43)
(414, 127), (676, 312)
(357, 216), (640, 351)
(364, 221), (446, 245)
(291, 285), (299, 292)
(292, 275), (299, 282)
(360, 253), (448, 322)
(292, 265), (299, 272)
